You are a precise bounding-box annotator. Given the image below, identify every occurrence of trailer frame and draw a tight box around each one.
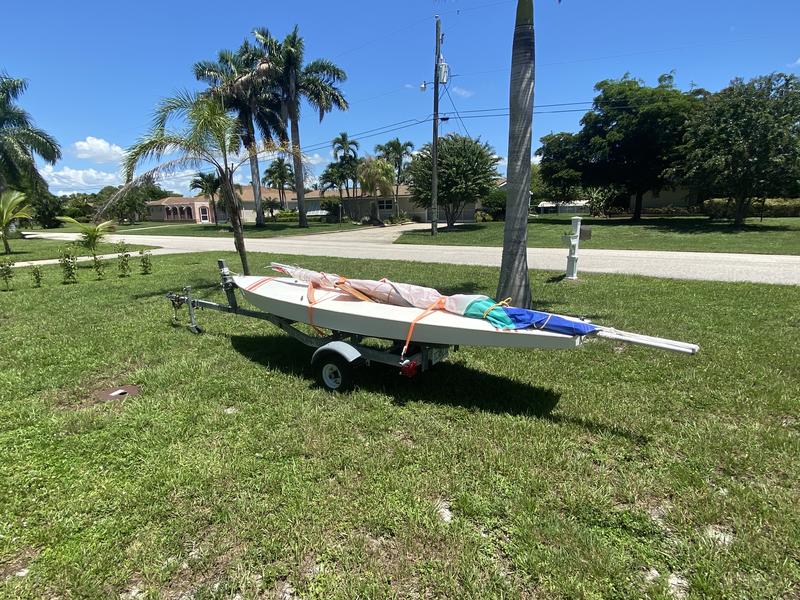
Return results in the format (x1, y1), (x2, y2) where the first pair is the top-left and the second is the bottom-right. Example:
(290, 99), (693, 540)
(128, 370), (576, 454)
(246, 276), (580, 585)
(165, 260), (453, 391)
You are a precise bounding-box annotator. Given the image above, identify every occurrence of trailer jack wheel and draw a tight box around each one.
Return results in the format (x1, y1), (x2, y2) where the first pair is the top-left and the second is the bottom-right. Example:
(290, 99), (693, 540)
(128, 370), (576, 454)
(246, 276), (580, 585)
(316, 354), (354, 392)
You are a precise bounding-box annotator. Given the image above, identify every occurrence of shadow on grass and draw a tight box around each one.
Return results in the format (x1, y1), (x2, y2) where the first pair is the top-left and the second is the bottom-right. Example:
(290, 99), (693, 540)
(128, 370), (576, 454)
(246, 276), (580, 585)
(229, 333), (648, 443)
(129, 281), (218, 300)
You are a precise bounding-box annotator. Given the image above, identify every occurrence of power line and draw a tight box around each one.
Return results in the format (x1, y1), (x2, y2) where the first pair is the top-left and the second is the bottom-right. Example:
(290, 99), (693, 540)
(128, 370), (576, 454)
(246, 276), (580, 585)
(443, 83), (471, 137)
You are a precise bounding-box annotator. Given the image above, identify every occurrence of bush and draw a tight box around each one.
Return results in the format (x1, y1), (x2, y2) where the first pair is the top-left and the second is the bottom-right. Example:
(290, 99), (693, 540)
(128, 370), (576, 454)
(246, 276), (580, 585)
(58, 246), (78, 284)
(481, 188), (506, 220)
(643, 205), (701, 217)
(702, 198), (800, 219)
(475, 210), (494, 222)
(0, 259), (14, 291)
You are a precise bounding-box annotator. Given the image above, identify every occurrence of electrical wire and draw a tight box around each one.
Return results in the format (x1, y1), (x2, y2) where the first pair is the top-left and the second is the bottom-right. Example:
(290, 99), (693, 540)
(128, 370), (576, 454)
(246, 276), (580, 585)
(443, 83), (471, 137)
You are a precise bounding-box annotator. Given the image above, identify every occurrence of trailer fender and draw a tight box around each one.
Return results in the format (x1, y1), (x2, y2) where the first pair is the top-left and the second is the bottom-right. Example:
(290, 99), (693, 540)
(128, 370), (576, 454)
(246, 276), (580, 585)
(311, 341), (363, 366)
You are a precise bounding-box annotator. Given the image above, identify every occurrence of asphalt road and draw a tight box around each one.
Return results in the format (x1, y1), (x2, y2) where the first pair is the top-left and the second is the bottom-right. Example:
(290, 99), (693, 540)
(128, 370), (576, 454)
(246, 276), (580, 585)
(20, 224), (800, 285)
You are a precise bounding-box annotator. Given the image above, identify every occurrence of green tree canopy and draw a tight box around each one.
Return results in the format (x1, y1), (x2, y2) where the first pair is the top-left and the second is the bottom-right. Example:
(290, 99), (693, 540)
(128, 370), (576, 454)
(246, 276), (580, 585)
(407, 134), (500, 228)
(538, 74), (702, 219)
(357, 157), (394, 198)
(0, 72), (61, 195)
(675, 73), (800, 226)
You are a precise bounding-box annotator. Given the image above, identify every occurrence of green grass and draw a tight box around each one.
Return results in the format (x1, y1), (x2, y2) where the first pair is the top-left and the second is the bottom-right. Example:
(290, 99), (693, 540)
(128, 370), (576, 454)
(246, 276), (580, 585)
(46, 221), (361, 238)
(396, 216), (800, 255)
(2, 238), (151, 262)
(1, 253), (798, 598)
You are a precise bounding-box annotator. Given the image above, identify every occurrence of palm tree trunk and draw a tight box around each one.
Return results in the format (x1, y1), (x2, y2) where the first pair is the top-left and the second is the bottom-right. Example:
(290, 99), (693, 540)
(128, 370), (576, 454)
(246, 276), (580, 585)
(734, 196), (749, 227)
(2, 234), (10, 255)
(289, 112), (308, 228)
(497, 0), (534, 308)
(221, 172), (250, 275)
(245, 118), (265, 227)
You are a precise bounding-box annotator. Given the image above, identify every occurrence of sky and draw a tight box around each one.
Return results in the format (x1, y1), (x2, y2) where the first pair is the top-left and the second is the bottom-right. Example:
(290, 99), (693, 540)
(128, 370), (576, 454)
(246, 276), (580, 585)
(3, 0), (799, 196)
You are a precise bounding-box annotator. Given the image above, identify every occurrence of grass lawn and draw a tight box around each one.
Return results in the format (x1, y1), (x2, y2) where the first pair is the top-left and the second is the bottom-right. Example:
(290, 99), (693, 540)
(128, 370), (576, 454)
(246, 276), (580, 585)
(2, 238), (151, 262)
(43, 221), (361, 238)
(1, 253), (798, 598)
(396, 216), (800, 255)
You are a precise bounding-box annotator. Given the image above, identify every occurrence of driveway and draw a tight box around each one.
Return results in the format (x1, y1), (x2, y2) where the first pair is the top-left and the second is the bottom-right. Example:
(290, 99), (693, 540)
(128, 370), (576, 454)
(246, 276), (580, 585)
(22, 224), (800, 285)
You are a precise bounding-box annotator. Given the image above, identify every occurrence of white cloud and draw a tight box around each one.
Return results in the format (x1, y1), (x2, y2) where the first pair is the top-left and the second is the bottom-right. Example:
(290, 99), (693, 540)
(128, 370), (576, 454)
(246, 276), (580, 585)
(404, 83), (415, 89)
(450, 85), (474, 98)
(306, 152), (326, 166)
(72, 136), (125, 164)
(492, 154), (508, 166)
(789, 57), (800, 68)
(40, 164), (121, 193)
(532, 154), (542, 165)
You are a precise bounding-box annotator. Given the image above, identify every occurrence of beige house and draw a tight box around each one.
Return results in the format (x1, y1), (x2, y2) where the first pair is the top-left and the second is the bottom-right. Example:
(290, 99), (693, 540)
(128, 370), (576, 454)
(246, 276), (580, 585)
(147, 183), (479, 224)
(628, 187), (696, 211)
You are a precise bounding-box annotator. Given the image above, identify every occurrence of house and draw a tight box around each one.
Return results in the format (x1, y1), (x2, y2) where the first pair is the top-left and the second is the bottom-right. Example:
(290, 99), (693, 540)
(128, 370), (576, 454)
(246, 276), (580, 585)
(146, 196), (216, 224)
(300, 184), (477, 222)
(146, 182), (481, 224)
(628, 187), (696, 211)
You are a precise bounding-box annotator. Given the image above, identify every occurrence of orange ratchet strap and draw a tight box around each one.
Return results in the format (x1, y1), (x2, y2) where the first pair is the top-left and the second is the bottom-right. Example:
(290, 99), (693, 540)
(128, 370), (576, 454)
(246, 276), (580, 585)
(402, 297), (446, 358)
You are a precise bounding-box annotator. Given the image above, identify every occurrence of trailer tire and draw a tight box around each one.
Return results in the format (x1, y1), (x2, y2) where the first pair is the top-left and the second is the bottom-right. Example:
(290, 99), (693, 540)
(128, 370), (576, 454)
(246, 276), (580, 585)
(316, 353), (355, 392)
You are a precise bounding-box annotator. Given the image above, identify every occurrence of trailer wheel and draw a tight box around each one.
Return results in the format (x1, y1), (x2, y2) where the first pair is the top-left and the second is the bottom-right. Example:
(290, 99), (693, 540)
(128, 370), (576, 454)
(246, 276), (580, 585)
(316, 353), (354, 392)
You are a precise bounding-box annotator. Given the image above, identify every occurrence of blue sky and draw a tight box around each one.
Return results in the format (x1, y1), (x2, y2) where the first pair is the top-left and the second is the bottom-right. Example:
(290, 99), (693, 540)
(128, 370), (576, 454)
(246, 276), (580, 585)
(3, 0), (798, 195)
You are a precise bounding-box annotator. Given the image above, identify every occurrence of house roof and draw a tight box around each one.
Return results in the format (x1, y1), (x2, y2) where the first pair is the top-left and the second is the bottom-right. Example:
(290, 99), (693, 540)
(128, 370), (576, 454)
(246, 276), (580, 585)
(146, 196), (209, 206)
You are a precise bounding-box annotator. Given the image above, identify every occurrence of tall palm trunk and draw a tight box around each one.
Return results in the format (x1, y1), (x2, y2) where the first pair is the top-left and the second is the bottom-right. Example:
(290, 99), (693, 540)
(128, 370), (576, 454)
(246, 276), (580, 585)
(497, 0), (534, 308)
(2, 235), (11, 255)
(244, 115), (266, 227)
(220, 171), (250, 274)
(289, 109), (308, 228)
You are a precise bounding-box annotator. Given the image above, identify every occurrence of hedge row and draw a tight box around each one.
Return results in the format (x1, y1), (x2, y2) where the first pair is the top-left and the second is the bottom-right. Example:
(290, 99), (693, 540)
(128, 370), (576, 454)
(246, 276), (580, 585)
(702, 198), (800, 219)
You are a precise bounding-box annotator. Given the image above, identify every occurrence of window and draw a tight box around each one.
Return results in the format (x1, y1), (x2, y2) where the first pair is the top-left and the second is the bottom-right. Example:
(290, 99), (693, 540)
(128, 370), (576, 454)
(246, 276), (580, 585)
(377, 199), (393, 211)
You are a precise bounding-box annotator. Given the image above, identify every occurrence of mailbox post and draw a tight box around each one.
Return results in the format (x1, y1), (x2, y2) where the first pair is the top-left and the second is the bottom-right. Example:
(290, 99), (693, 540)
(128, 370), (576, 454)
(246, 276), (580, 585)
(561, 215), (590, 280)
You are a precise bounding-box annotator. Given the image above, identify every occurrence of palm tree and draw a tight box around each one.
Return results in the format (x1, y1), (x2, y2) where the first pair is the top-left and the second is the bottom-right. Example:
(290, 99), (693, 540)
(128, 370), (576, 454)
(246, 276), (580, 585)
(375, 138), (414, 214)
(193, 42), (285, 227)
(123, 92), (252, 274)
(55, 216), (115, 254)
(0, 73), (61, 194)
(0, 190), (32, 254)
(332, 132), (360, 198)
(357, 157), (395, 198)
(262, 157), (294, 208)
(253, 27), (348, 228)
(497, 0), (536, 308)
(190, 172), (221, 222)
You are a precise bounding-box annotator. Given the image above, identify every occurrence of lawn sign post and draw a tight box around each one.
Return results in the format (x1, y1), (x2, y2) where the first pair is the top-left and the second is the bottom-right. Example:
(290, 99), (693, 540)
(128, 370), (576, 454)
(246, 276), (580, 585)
(562, 215), (590, 280)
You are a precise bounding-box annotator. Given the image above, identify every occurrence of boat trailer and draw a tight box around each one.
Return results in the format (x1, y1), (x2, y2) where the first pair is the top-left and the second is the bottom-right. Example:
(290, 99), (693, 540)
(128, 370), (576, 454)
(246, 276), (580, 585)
(165, 260), (453, 391)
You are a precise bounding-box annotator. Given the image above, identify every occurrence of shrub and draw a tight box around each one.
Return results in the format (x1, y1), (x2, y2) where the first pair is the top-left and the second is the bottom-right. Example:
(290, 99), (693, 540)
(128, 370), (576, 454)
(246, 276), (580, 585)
(702, 198), (800, 219)
(31, 264), (43, 288)
(481, 188), (506, 220)
(92, 254), (105, 280)
(475, 210), (494, 222)
(0, 259), (14, 291)
(117, 242), (131, 278)
(59, 246), (78, 284)
(139, 249), (152, 275)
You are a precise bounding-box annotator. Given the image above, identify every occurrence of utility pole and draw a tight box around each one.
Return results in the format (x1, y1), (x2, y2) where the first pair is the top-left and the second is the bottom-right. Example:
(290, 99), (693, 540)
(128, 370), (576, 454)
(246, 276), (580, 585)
(431, 15), (442, 236)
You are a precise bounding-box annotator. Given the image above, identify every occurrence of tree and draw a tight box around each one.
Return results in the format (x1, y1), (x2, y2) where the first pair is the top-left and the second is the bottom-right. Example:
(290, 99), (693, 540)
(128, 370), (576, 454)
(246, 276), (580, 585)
(262, 157), (294, 208)
(253, 26), (348, 228)
(332, 132), (360, 197)
(29, 189), (64, 228)
(677, 73), (800, 226)
(194, 42), (286, 227)
(0, 72), (61, 194)
(123, 91), (252, 274)
(320, 161), (346, 199)
(497, 0), (535, 307)
(375, 137), (414, 214)
(357, 157), (394, 198)
(190, 172), (221, 221)
(407, 134), (500, 229)
(579, 74), (701, 220)
(536, 132), (583, 203)
(0, 190), (32, 254)
(56, 216), (115, 253)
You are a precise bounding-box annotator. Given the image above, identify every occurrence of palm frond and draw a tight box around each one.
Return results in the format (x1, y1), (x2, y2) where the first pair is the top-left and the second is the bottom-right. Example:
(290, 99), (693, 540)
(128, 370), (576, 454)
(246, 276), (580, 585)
(152, 90), (199, 130)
